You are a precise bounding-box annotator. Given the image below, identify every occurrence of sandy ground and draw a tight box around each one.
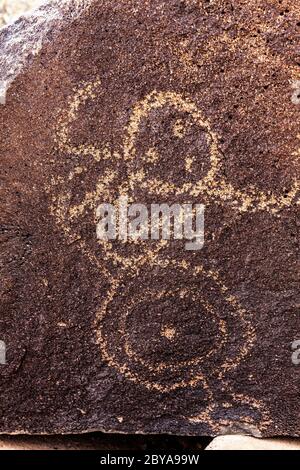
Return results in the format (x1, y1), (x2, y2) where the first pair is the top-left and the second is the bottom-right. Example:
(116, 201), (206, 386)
(0, 0), (43, 27)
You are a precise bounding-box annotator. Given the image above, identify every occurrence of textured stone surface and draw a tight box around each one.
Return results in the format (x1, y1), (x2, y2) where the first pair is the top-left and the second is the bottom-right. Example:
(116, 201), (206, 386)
(0, 0), (299, 435)
(0, 434), (207, 450)
(0, 1), (43, 28)
(206, 435), (300, 451)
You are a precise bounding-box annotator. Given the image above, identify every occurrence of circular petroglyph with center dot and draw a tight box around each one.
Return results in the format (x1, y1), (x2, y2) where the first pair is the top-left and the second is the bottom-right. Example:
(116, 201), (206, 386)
(123, 91), (222, 194)
(43, 0), (300, 435)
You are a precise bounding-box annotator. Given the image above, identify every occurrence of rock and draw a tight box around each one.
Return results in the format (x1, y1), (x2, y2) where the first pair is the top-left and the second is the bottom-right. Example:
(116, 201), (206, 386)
(206, 435), (300, 451)
(0, 0), (299, 435)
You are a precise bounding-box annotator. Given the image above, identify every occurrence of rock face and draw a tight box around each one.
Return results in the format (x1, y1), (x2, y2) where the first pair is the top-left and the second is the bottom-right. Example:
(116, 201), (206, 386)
(0, 0), (299, 435)
(206, 435), (300, 451)
(0, 1), (43, 28)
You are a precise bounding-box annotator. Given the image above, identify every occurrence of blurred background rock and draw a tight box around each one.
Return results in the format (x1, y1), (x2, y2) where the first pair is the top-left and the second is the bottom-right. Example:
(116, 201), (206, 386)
(0, 0), (43, 27)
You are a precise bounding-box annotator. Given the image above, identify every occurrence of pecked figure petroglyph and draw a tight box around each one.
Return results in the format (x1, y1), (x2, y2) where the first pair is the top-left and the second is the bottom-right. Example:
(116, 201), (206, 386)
(48, 74), (300, 432)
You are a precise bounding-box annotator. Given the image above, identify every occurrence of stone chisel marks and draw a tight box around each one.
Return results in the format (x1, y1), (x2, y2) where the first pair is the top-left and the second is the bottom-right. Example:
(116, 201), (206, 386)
(0, 0), (299, 436)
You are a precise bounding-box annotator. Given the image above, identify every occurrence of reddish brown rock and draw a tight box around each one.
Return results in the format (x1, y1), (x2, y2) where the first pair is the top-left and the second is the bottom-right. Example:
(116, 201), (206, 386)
(0, 0), (299, 435)
(206, 435), (300, 451)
